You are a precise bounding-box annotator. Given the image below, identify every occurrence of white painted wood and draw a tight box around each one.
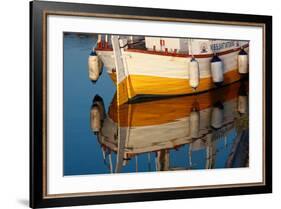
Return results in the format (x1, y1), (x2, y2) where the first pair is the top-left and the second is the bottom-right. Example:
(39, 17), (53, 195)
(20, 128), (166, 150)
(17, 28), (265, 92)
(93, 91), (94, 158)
(111, 35), (127, 84)
(96, 47), (249, 79)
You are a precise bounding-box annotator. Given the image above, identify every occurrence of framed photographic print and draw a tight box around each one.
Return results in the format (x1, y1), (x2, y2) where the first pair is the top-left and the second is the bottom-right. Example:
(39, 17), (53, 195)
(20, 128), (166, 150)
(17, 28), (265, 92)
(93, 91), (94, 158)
(30, 0), (272, 208)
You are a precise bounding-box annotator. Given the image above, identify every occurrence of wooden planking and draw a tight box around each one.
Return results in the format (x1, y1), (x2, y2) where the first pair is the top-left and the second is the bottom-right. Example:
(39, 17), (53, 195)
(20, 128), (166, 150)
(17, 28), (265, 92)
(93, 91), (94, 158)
(115, 69), (242, 105)
(98, 47), (249, 80)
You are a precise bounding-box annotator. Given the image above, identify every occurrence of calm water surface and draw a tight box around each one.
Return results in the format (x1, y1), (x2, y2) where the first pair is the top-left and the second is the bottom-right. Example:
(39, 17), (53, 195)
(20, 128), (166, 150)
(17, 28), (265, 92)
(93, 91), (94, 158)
(63, 34), (249, 176)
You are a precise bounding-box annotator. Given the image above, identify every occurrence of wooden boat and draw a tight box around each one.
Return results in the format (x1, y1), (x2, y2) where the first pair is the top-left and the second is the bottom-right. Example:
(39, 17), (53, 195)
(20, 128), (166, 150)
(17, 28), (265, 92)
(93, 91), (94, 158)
(90, 35), (249, 105)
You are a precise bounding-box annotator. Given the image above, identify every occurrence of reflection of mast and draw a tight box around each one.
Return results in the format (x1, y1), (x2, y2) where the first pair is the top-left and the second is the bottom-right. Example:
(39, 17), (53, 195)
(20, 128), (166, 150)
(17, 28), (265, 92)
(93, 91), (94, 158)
(188, 144), (193, 168)
(205, 133), (216, 169)
(101, 145), (106, 162)
(100, 142), (114, 173)
(226, 126), (249, 168)
(115, 129), (126, 173)
(156, 150), (170, 171)
(114, 92), (133, 173)
(226, 129), (242, 168)
(135, 155), (138, 172)
(109, 152), (113, 173)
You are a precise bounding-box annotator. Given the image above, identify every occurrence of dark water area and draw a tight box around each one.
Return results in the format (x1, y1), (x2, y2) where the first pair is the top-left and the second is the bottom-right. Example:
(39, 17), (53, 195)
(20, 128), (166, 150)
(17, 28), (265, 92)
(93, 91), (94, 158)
(63, 34), (249, 176)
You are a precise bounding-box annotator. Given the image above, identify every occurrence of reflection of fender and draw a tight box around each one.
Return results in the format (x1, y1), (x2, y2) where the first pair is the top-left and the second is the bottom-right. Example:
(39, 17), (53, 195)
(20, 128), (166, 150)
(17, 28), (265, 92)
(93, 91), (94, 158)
(93, 95), (106, 120)
(211, 101), (224, 130)
(237, 82), (248, 115)
(90, 95), (106, 134)
(190, 101), (200, 138)
(90, 104), (101, 134)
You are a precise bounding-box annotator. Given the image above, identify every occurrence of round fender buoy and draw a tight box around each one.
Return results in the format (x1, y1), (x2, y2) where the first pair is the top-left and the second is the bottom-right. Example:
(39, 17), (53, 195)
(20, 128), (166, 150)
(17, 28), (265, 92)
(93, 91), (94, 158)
(88, 51), (103, 82)
(210, 55), (224, 86)
(189, 57), (200, 90)
(238, 48), (248, 74)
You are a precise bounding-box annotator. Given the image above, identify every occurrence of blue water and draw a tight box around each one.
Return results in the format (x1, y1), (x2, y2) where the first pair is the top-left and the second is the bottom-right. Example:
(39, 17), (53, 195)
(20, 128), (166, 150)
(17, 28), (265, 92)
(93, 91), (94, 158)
(63, 34), (249, 176)
(63, 33), (116, 175)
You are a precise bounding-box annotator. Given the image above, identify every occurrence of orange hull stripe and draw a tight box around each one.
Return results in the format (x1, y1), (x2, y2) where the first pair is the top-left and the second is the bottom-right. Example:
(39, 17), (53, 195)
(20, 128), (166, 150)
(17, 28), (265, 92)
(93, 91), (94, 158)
(115, 69), (242, 106)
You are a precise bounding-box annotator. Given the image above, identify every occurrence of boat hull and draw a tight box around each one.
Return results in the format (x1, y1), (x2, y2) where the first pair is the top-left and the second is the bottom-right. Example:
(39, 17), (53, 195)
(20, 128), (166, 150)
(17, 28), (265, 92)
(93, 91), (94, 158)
(96, 46), (248, 105)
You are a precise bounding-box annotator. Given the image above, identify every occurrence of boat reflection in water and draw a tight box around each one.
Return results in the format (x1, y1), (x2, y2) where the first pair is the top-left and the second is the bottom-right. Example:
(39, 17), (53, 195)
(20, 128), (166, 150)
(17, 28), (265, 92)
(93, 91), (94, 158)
(90, 81), (249, 174)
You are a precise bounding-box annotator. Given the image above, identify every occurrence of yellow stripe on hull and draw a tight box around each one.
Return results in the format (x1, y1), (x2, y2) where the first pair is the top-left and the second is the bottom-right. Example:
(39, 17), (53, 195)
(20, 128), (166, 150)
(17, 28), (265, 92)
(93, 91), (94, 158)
(110, 69), (243, 106)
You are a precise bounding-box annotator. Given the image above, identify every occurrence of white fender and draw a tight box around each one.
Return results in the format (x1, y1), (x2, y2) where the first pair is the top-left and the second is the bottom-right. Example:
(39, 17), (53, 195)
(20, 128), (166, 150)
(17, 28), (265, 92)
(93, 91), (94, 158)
(90, 104), (101, 134)
(211, 102), (224, 129)
(88, 51), (103, 82)
(190, 109), (200, 138)
(210, 55), (224, 86)
(189, 58), (200, 89)
(238, 49), (248, 74)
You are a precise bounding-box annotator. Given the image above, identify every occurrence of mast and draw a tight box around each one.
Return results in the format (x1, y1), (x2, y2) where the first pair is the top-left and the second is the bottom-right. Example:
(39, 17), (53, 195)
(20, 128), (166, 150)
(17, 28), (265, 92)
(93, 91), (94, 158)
(111, 35), (130, 105)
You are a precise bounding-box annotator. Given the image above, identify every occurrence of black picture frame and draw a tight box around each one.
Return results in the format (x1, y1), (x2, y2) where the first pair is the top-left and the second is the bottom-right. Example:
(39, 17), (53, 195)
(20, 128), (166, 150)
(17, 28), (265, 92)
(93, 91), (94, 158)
(30, 1), (272, 208)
